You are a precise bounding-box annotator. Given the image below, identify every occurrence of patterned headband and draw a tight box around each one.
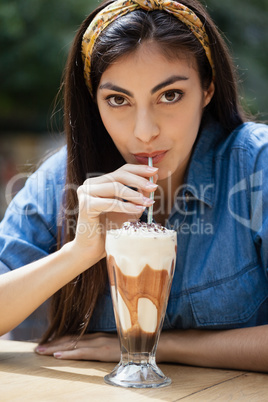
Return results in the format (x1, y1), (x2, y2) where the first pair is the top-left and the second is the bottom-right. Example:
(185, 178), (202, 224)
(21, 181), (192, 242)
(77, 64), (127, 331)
(81, 0), (215, 95)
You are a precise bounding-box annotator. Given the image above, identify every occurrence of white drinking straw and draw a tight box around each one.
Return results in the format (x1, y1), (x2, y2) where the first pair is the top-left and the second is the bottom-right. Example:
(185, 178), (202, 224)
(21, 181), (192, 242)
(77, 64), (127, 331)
(147, 157), (154, 224)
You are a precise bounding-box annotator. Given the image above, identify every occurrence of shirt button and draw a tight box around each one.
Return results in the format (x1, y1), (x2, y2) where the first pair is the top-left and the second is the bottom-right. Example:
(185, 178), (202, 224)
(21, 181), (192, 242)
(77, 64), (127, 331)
(185, 191), (190, 202)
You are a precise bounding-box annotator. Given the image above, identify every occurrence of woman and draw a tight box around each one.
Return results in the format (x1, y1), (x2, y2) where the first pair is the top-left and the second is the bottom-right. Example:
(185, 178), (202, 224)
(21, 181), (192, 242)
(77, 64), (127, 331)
(1, 0), (268, 371)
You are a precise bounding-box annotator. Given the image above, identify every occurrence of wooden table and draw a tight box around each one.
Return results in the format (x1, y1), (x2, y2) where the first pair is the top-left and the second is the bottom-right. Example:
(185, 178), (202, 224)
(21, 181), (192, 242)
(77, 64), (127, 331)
(1, 340), (268, 401)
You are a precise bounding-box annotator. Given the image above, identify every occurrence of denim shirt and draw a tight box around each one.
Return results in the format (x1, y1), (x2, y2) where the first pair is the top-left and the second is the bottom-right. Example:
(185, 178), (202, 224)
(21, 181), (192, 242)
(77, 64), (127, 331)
(1, 118), (268, 334)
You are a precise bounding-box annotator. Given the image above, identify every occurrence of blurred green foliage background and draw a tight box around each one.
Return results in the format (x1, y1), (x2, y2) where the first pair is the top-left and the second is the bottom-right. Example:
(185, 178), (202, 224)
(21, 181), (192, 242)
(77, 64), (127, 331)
(0, 0), (267, 133)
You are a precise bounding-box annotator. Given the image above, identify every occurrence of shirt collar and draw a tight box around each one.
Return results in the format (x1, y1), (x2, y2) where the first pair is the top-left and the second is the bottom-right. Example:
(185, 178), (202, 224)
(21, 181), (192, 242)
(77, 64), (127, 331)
(183, 117), (227, 208)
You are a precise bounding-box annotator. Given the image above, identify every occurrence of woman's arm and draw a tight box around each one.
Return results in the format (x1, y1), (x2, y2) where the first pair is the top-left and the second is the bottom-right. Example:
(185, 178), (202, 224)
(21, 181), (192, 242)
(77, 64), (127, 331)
(0, 241), (96, 336)
(157, 325), (268, 372)
(35, 325), (268, 373)
(0, 163), (157, 336)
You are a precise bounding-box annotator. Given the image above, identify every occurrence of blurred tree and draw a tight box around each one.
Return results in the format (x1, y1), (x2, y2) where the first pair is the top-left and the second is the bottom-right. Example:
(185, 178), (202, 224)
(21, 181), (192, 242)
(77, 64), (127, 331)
(204, 0), (268, 120)
(0, 0), (267, 133)
(0, 0), (95, 132)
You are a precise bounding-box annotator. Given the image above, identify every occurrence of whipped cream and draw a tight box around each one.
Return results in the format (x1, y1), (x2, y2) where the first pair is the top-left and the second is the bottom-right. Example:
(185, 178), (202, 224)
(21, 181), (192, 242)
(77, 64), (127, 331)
(106, 222), (176, 277)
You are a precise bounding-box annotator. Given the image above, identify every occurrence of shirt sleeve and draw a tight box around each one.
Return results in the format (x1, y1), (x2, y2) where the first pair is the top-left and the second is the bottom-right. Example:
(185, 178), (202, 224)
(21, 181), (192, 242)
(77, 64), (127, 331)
(245, 124), (268, 274)
(0, 260), (10, 274)
(0, 146), (67, 271)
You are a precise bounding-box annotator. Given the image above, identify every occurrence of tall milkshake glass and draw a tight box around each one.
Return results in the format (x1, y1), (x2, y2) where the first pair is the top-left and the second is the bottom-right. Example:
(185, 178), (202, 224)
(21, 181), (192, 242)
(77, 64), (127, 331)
(104, 221), (177, 388)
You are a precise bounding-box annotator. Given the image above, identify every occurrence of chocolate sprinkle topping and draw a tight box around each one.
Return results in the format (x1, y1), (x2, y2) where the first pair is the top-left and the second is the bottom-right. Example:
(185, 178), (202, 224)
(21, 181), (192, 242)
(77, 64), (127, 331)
(123, 221), (167, 233)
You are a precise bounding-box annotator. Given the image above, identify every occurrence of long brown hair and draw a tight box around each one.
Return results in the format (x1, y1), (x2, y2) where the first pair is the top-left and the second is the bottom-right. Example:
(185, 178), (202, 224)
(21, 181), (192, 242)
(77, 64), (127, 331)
(41, 0), (247, 343)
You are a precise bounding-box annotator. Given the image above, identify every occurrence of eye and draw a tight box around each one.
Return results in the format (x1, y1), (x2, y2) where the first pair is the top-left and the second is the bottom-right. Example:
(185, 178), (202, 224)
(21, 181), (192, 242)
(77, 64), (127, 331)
(106, 95), (129, 107)
(159, 90), (183, 104)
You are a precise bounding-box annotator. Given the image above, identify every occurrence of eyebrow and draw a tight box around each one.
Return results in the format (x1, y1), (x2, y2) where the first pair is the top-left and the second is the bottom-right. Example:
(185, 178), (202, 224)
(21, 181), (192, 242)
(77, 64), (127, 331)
(98, 75), (189, 97)
(98, 83), (133, 97)
(151, 75), (189, 94)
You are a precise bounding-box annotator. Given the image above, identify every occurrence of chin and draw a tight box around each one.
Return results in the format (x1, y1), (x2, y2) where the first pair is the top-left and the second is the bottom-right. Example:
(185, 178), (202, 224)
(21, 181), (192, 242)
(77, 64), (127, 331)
(157, 167), (174, 181)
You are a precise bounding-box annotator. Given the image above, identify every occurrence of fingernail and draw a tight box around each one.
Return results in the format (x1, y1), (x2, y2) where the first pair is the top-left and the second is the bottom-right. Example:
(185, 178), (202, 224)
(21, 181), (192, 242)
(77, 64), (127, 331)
(35, 347), (46, 354)
(53, 352), (62, 359)
(145, 182), (158, 189)
(143, 197), (155, 206)
(146, 166), (158, 172)
(135, 205), (146, 210)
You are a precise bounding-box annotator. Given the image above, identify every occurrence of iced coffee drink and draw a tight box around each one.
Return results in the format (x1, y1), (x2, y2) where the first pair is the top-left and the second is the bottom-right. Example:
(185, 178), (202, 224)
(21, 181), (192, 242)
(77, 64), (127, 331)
(104, 221), (177, 388)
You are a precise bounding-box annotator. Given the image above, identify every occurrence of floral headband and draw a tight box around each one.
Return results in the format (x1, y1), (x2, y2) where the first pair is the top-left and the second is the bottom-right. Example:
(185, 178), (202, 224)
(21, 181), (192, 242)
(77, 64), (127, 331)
(81, 0), (215, 95)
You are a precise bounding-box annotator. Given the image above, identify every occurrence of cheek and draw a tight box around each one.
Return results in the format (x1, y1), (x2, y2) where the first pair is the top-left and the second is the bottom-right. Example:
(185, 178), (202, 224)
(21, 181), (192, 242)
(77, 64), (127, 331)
(168, 106), (201, 154)
(101, 120), (129, 156)
(103, 123), (127, 150)
(98, 107), (111, 132)
(183, 99), (203, 123)
(99, 109), (129, 140)
(174, 102), (203, 144)
(167, 110), (200, 146)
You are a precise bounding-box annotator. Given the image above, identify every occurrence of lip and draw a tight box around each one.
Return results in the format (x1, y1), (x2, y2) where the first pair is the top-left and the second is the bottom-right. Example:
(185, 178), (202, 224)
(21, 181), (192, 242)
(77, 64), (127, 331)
(133, 150), (168, 165)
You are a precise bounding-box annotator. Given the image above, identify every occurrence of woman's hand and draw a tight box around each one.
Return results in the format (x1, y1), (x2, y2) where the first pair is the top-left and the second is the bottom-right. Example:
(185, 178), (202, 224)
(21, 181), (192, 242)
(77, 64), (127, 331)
(35, 333), (120, 362)
(70, 163), (158, 264)
(1, 165), (159, 336)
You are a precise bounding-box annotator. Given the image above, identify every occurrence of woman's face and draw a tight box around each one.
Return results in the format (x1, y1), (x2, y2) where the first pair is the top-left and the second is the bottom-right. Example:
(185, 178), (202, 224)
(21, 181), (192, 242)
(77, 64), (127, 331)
(96, 42), (214, 184)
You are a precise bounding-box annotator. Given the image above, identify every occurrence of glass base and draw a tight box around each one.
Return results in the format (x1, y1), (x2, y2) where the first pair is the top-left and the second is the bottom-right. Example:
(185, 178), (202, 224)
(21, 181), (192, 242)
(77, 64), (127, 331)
(104, 359), (171, 388)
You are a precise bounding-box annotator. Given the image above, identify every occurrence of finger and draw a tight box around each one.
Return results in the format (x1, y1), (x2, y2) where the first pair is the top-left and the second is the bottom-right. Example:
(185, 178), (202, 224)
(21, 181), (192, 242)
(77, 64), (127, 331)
(84, 165), (158, 191)
(112, 171), (158, 193)
(85, 164), (158, 183)
(35, 333), (121, 362)
(53, 347), (120, 362)
(118, 163), (158, 179)
(78, 193), (147, 216)
(84, 174), (158, 194)
(35, 340), (78, 356)
(53, 349), (88, 361)
(81, 182), (154, 206)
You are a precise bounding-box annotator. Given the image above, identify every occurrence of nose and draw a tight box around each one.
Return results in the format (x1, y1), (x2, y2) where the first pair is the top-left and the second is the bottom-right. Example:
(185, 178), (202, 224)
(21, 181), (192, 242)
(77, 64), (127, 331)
(133, 107), (159, 143)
